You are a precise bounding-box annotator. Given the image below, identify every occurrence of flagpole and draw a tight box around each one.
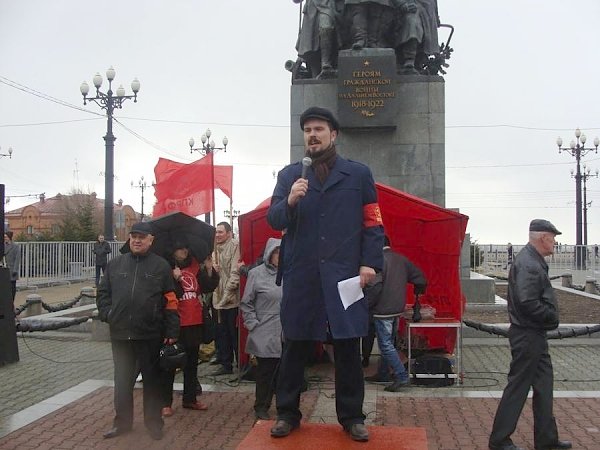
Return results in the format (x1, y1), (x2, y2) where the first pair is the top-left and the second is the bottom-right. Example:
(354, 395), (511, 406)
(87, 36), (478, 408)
(211, 152), (216, 226)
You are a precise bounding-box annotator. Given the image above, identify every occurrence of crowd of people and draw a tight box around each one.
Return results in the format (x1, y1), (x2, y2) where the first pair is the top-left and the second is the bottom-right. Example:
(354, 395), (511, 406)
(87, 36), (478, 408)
(89, 106), (572, 449)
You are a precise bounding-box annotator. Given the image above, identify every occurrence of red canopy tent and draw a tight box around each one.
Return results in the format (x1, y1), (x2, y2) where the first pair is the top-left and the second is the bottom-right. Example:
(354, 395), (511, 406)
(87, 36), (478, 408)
(236, 183), (468, 366)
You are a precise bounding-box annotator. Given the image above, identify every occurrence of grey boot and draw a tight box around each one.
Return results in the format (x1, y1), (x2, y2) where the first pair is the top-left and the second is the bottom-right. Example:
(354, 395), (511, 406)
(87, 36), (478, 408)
(319, 28), (335, 73)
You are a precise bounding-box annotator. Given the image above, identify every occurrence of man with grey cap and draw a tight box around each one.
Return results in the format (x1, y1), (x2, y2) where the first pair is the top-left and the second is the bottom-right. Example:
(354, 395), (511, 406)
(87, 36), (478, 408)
(97, 222), (179, 441)
(489, 219), (571, 450)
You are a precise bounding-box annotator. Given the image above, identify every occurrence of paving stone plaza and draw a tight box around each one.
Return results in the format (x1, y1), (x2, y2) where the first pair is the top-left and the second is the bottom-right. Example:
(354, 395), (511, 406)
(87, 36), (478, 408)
(1, 283), (599, 449)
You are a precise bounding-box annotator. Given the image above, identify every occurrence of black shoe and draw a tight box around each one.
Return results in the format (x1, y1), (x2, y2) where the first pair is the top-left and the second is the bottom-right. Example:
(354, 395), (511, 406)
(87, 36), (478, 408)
(535, 441), (572, 450)
(270, 420), (297, 437)
(147, 427), (163, 441)
(103, 427), (131, 439)
(384, 379), (409, 392)
(364, 374), (391, 383)
(255, 410), (270, 420)
(345, 423), (369, 442)
(210, 366), (233, 376)
(489, 444), (524, 450)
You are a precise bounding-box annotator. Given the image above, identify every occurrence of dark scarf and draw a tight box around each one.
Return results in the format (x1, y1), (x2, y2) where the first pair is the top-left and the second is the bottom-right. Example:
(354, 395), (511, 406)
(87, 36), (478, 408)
(307, 144), (337, 184)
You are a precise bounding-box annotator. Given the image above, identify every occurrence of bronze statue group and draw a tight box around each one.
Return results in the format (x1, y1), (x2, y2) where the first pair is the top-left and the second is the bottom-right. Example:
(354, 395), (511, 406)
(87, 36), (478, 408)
(294, 0), (447, 79)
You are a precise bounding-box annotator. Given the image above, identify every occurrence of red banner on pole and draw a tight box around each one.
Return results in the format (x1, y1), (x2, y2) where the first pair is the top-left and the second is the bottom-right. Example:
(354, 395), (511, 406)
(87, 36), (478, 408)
(153, 154), (214, 217)
(154, 157), (233, 199)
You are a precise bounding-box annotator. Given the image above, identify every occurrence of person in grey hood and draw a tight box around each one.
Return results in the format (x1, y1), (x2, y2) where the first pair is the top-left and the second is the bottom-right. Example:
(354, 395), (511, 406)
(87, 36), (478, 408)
(240, 237), (282, 420)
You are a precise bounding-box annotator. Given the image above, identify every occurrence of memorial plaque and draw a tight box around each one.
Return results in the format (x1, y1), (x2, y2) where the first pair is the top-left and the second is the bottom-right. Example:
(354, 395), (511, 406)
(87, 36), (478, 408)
(337, 48), (397, 129)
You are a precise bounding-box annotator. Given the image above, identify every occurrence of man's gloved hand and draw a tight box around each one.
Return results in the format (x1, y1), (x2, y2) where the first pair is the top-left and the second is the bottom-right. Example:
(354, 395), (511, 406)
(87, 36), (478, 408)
(414, 284), (426, 295)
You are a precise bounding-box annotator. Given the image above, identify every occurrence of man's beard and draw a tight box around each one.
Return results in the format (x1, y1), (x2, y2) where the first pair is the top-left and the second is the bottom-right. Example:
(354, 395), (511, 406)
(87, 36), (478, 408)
(305, 142), (335, 158)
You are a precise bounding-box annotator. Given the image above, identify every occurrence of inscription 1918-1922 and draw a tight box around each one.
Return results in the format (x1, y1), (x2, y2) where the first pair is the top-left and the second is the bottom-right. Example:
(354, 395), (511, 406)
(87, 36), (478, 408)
(337, 49), (397, 129)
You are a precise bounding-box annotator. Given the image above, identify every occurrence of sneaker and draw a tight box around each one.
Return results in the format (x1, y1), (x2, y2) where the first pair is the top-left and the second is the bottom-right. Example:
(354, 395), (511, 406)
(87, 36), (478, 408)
(384, 378), (409, 392)
(364, 374), (391, 383)
(210, 366), (233, 376)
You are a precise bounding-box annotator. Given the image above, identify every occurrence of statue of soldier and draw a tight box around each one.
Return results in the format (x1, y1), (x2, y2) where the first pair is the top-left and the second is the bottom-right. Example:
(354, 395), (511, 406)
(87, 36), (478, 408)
(345, 0), (395, 50)
(393, 0), (440, 74)
(296, 0), (345, 79)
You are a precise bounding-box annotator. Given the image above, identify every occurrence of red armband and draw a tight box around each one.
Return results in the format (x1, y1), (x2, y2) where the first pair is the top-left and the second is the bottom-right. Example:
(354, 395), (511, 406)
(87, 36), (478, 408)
(363, 203), (383, 228)
(164, 291), (179, 311)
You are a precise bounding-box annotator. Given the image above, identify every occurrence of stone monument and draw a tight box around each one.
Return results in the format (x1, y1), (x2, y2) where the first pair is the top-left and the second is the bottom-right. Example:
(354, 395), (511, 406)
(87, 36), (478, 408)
(287, 2), (493, 304)
(288, 0), (452, 205)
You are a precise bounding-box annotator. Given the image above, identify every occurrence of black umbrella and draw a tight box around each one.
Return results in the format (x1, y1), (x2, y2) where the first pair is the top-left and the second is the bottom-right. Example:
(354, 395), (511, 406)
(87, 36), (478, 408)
(120, 212), (215, 262)
(150, 212), (215, 262)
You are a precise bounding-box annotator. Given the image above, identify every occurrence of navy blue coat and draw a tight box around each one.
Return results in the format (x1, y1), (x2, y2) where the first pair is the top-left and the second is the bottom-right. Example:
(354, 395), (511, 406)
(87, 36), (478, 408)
(267, 155), (384, 340)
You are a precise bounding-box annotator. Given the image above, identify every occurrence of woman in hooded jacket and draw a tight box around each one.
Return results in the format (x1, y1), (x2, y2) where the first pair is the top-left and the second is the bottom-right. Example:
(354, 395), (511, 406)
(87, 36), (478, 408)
(240, 237), (282, 420)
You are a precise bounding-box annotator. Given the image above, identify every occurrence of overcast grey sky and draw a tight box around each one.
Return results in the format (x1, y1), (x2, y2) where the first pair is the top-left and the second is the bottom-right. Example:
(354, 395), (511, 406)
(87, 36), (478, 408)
(2, 0), (600, 244)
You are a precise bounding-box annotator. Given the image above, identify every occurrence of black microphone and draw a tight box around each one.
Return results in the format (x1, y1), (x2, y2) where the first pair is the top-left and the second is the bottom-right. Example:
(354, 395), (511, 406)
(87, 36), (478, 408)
(301, 157), (312, 179)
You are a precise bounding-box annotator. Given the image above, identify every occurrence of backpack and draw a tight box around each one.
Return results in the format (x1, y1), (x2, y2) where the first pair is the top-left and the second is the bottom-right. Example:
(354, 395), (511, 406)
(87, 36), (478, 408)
(412, 355), (455, 387)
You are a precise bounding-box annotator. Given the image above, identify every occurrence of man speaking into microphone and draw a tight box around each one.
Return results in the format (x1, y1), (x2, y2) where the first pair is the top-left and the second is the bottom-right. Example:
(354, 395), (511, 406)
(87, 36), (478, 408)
(267, 106), (384, 442)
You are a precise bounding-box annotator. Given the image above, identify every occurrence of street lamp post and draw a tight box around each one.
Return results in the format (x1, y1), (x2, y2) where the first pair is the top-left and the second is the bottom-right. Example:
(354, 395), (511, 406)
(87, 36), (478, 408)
(557, 128), (599, 269)
(223, 205), (241, 229)
(131, 176), (148, 221)
(189, 129), (228, 225)
(0, 147), (13, 159)
(80, 66), (140, 240)
(581, 165), (598, 246)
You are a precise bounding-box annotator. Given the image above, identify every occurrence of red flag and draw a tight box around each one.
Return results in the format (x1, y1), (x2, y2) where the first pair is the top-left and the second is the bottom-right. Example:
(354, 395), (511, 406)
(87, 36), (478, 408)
(153, 154), (214, 217)
(214, 165), (233, 199)
(154, 157), (185, 184)
(154, 157), (233, 199)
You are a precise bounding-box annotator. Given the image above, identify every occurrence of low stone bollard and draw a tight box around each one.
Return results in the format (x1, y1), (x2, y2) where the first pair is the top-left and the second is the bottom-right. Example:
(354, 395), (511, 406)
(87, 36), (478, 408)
(584, 279), (598, 294)
(561, 274), (573, 288)
(25, 294), (42, 317)
(79, 287), (96, 306)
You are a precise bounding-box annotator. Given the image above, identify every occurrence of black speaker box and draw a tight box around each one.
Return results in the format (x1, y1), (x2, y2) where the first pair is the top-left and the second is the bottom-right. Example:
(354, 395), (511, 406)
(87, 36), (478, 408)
(0, 183), (4, 260)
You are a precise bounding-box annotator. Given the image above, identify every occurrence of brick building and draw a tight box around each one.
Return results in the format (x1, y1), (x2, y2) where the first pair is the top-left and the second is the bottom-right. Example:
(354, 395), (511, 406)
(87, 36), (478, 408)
(5, 192), (138, 241)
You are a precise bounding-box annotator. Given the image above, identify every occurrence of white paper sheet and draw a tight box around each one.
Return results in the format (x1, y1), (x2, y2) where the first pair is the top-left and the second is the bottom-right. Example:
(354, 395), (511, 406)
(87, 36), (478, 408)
(337, 275), (364, 310)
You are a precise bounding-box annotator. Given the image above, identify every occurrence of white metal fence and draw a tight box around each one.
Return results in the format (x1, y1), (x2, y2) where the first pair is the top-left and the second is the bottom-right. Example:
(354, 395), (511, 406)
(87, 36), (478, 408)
(13, 241), (125, 287)
(472, 243), (600, 282)
(10, 241), (600, 288)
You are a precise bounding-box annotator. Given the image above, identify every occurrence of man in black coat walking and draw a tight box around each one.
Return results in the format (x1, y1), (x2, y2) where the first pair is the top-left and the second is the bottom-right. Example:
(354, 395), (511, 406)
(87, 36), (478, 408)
(488, 219), (571, 450)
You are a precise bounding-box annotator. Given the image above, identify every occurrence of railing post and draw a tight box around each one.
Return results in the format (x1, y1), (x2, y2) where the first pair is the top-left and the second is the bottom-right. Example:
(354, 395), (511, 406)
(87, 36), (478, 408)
(25, 294), (42, 317)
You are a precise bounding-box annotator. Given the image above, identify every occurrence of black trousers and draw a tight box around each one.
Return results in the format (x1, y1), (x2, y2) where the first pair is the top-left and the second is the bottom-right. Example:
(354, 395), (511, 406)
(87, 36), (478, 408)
(489, 326), (559, 449)
(111, 339), (164, 431)
(162, 325), (202, 406)
(276, 338), (365, 428)
(214, 307), (238, 371)
(254, 357), (279, 414)
(95, 264), (106, 287)
(361, 319), (376, 361)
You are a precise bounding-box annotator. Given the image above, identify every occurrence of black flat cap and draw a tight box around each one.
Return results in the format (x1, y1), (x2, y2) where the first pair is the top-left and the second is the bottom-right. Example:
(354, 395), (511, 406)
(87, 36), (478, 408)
(130, 222), (153, 235)
(529, 219), (561, 235)
(300, 106), (339, 131)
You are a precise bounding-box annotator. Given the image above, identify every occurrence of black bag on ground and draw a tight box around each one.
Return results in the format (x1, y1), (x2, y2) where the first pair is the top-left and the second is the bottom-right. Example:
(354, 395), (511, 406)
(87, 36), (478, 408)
(411, 355), (455, 387)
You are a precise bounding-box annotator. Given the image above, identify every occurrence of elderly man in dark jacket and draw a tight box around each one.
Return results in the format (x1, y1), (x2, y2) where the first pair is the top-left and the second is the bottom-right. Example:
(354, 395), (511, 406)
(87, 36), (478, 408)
(268, 107), (384, 442)
(365, 236), (426, 391)
(97, 222), (179, 441)
(489, 219), (571, 450)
